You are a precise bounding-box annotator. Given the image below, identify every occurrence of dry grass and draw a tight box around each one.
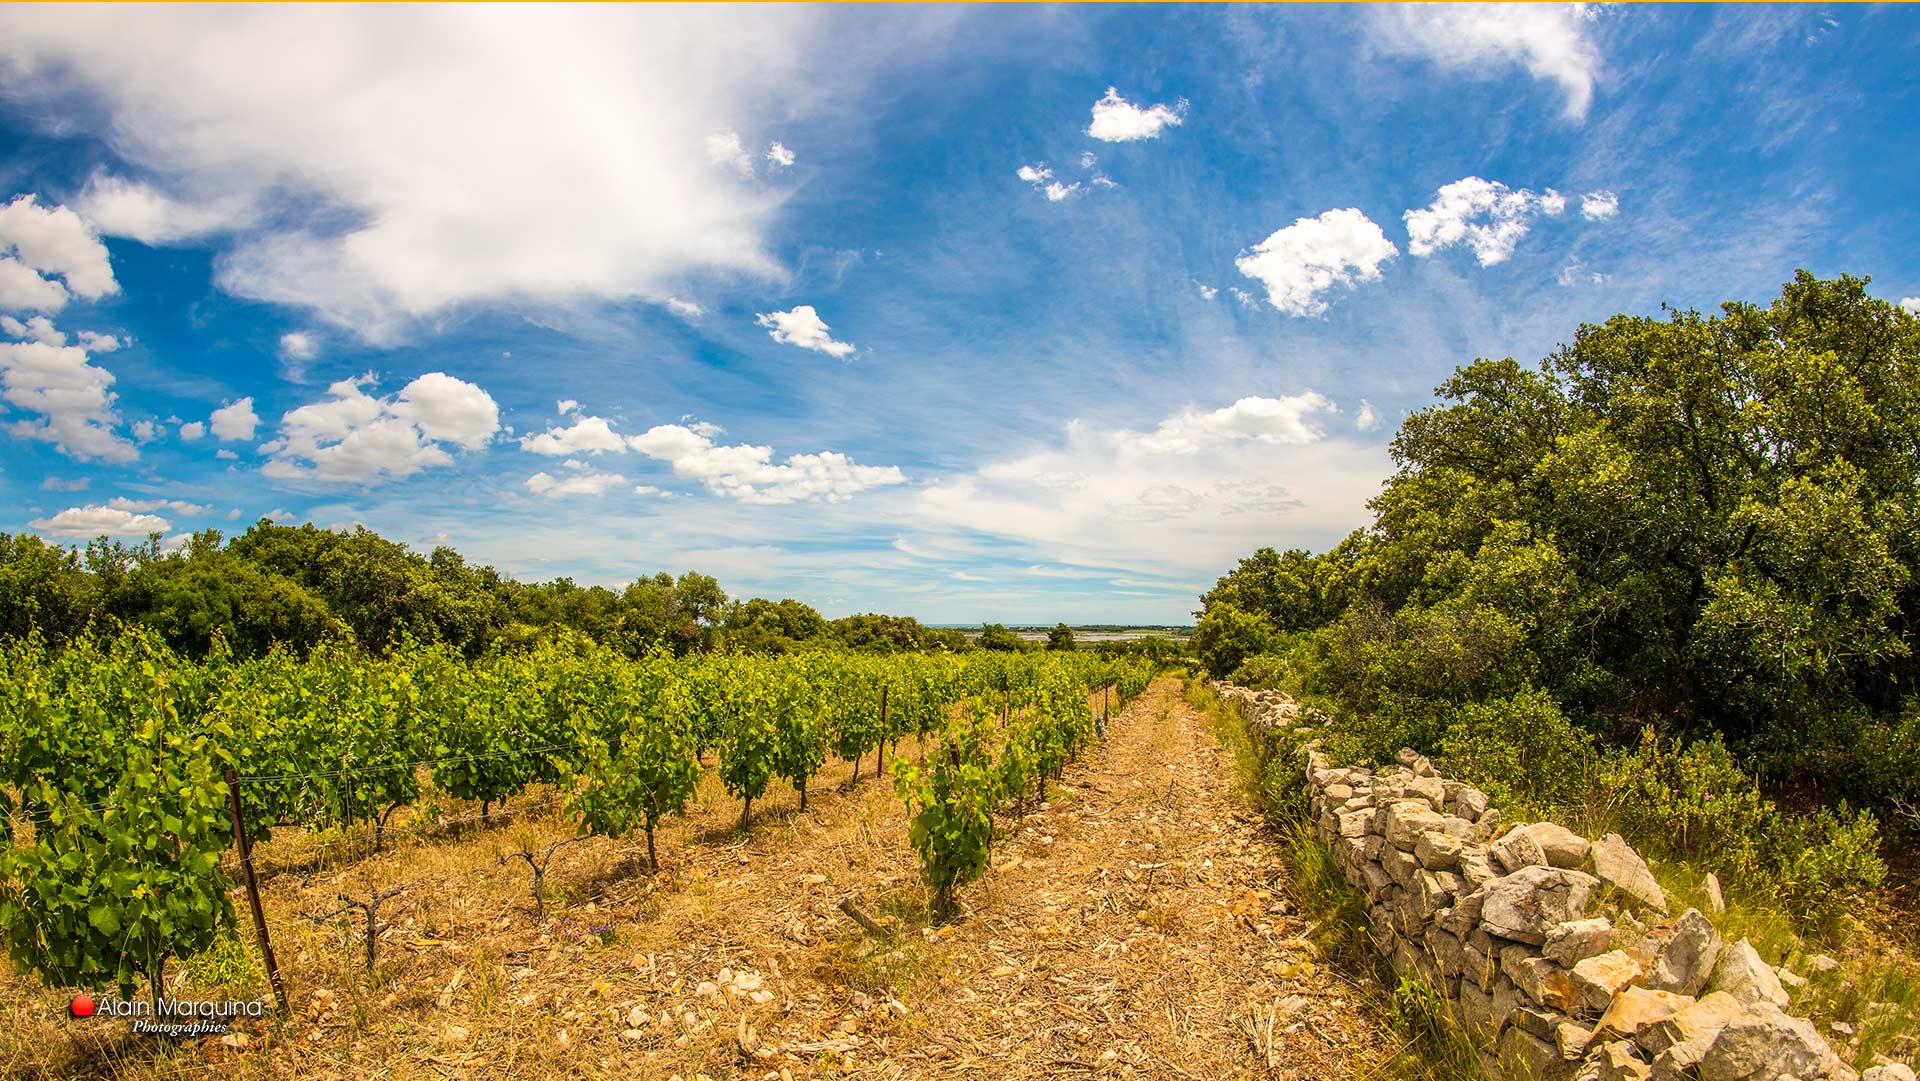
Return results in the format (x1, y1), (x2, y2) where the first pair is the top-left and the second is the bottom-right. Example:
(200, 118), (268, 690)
(0, 679), (1394, 1080)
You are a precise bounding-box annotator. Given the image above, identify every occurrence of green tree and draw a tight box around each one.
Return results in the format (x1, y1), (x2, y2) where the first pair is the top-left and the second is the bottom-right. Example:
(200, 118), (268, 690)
(1046, 623), (1076, 651)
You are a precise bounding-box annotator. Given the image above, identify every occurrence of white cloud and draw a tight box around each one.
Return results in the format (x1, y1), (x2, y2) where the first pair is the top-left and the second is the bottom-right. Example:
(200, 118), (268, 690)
(216, 448), (238, 460)
(525, 469), (627, 497)
(389, 371), (499, 449)
(705, 129), (755, 178)
(107, 496), (212, 515)
(557, 399), (579, 414)
(1902, 297), (1920, 315)
(279, 331), (319, 360)
(1085, 87), (1187, 142)
(666, 297), (704, 319)
(0, 331), (135, 462)
(632, 484), (664, 496)
(179, 420), (206, 441)
(766, 141), (795, 168)
(1356, 400), (1381, 432)
(0, 195), (118, 310)
(1017, 163), (1088, 203)
(628, 422), (905, 504)
(519, 414), (628, 456)
(755, 305), (855, 358)
(77, 330), (119, 352)
(1580, 190), (1620, 220)
(1367, 3), (1603, 122)
(1229, 287), (1257, 308)
(209, 397), (260, 441)
(260, 372), (498, 483)
(1079, 151), (1097, 169)
(77, 172), (246, 244)
(1133, 393), (1338, 455)
(0, 258), (70, 311)
(132, 419), (160, 442)
(1235, 208), (1398, 316)
(916, 397), (1391, 577)
(29, 503), (170, 537)
(1557, 257), (1609, 287)
(1197, 283), (1219, 301)
(0, 8), (830, 340)
(1404, 176), (1572, 266)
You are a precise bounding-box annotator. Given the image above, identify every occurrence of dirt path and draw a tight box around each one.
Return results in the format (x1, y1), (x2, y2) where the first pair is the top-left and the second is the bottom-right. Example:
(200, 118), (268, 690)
(1, 678), (1394, 1080)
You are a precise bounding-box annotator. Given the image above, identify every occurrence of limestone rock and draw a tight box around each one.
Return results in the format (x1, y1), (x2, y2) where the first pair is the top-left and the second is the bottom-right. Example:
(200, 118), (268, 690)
(1706, 939), (1789, 1009)
(1492, 828), (1550, 875)
(1384, 800), (1447, 852)
(1453, 785), (1490, 822)
(1687, 1001), (1841, 1081)
(1521, 822), (1593, 869)
(1572, 950), (1643, 1016)
(1416, 829), (1464, 871)
(1703, 872), (1725, 914)
(1480, 865), (1600, 946)
(1643, 909), (1723, 998)
(1592, 986), (1695, 1044)
(1545, 917), (1614, 967)
(1861, 1066), (1918, 1081)
(1499, 1024), (1566, 1081)
(1591, 833), (1668, 914)
(1404, 773), (1446, 810)
(1574, 1040), (1654, 1081)
(1637, 990), (1746, 1060)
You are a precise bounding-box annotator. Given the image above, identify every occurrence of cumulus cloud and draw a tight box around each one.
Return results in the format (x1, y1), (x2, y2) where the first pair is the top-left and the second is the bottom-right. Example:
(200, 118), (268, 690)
(766, 141), (795, 168)
(179, 420), (206, 441)
(1580, 190), (1620, 220)
(388, 371), (499, 449)
(0, 195), (118, 312)
(1197, 283), (1218, 301)
(1134, 393), (1338, 455)
(29, 503), (170, 537)
(1367, 3), (1604, 122)
(77, 172), (246, 244)
(1235, 208), (1398, 316)
(1086, 87), (1187, 142)
(279, 331), (319, 360)
(1902, 297), (1920, 315)
(525, 469), (627, 497)
(519, 414), (628, 456)
(259, 372), (499, 483)
(666, 297), (704, 319)
(1405, 176), (1566, 266)
(0, 316), (135, 462)
(755, 305), (855, 358)
(1356, 400), (1381, 431)
(0, 7), (832, 340)
(628, 421), (905, 504)
(209, 397), (260, 441)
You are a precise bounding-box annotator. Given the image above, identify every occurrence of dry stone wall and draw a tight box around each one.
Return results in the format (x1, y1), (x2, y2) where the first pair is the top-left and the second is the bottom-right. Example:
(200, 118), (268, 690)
(1213, 682), (1903, 1081)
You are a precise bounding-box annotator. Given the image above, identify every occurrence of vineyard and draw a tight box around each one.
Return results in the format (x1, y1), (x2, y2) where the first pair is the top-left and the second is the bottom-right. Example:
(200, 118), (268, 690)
(0, 626), (1153, 1011)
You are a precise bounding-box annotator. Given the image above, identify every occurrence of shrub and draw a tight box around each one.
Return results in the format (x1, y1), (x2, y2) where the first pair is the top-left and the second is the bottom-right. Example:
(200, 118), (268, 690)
(1439, 686), (1594, 816)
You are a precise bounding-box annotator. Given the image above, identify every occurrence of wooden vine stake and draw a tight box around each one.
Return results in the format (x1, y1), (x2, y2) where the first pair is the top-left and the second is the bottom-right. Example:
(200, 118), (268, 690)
(224, 767), (286, 1012)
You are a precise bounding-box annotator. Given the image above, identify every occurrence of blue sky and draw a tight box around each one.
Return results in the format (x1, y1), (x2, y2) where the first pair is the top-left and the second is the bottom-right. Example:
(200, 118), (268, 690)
(1, 4), (1916, 624)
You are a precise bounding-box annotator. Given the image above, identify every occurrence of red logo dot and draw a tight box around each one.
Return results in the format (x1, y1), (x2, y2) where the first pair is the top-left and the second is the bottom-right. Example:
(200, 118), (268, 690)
(69, 994), (96, 1018)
